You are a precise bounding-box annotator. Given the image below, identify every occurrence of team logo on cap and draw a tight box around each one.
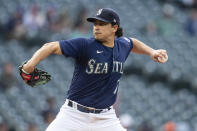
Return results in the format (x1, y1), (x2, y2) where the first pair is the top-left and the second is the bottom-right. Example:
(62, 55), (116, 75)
(96, 9), (103, 16)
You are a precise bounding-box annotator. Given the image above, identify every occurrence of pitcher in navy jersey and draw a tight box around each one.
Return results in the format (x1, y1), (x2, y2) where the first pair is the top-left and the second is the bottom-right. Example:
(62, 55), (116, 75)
(22, 8), (168, 131)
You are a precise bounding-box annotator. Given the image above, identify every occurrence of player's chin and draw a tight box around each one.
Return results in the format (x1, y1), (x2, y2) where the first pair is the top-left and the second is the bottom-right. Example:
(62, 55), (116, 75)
(94, 35), (102, 41)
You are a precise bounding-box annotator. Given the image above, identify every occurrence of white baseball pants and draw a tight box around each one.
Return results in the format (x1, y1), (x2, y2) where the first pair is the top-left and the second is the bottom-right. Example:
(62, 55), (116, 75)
(46, 100), (126, 131)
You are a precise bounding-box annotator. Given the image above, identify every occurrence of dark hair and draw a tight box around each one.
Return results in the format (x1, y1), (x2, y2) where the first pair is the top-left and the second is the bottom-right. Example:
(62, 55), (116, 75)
(111, 23), (123, 37)
(115, 27), (123, 37)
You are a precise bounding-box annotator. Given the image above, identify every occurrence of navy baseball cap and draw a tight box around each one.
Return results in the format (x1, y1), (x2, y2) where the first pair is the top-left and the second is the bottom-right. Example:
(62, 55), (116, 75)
(87, 8), (120, 26)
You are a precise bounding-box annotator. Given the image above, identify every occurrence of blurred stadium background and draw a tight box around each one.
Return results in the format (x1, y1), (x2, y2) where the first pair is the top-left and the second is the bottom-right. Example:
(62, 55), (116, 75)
(0, 0), (197, 131)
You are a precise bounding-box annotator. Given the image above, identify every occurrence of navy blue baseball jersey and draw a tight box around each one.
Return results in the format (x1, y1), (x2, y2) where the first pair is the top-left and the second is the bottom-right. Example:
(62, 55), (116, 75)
(59, 37), (133, 109)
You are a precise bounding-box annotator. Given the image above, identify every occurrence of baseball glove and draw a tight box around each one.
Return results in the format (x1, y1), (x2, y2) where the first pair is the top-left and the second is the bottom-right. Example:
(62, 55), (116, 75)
(19, 61), (51, 87)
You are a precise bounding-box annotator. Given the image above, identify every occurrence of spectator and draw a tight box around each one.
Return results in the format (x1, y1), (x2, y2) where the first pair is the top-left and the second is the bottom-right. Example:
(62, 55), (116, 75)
(185, 9), (197, 36)
(5, 7), (26, 40)
(119, 113), (134, 131)
(69, 7), (91, 38)
(178, 0), (197, 8)
(137, 121), (154, 131)
(163, 121), (176, 131)
(176, 121), (191, 131)
(73, 7), (88, 30)
(46, 6), (59, 32)
(144, 21), (157, 36)
(156, 4), (179, 36)
(23, 4), (46, 36)
(144, 3), (179, 37)
(42, 97), (57, 125)
(57, 11), (72, 34)
(0, 122), (8, 131)
(0, 62), (19, 92)
(27, 123), (38, 131)
(43, 111), (56, 125)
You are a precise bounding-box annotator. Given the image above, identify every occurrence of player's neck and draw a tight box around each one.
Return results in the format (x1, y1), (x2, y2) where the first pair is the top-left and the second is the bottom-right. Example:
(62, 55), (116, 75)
(102, 36), (115, 48)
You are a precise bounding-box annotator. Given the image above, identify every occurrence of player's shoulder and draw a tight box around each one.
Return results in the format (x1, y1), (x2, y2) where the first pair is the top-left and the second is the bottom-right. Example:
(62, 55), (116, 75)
(116, 36), (132, 43)
(116, 36), (133, 47)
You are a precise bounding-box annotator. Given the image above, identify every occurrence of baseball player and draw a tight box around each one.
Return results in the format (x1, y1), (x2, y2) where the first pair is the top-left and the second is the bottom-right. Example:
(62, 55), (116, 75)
(20, 8), (168, 131)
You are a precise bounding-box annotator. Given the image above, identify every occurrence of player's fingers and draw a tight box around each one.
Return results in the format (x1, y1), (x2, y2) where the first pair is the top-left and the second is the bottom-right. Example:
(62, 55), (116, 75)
(157, 53), (163, 59)
(158, 49), (166, 52)
(157, 50), (167, 59)
(162, 52), (168, 61)
(153, 51), (161, 58)
(160, 52), (167, 59)
(154, 56), (161, 63)
(163, 53), (168, 60)
(158, 49), (166, 56)
(159, 55), (168, 64)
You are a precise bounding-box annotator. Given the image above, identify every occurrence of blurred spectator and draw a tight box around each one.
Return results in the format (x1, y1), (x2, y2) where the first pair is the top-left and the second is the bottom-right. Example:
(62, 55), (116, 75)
(27, 123), (38, 131)
(23, 4), (46, 36)
(176, 121), (191, 131)
(137, 121), (154, 131)
(57, 11), (72, 34)
(1, 3), (92, 44)
(42, 97), (57, 125)
(73, 7), (87, 30)
(0, 122), (8, 131)
(156, 3), (179, 36)
(163, 121), (176, 131)
(0, 62), (19, 92)
(185, 9), (197, 36)
(5, 7), (26, 40)
(178, 0), (197, 8)
(69, 7), (91, 38)
(144, 21), (157, 36)
(43, 111), (56, 125)
(144, 3), (179, 36)
(46, 6), (59, 32)
(69, 23), (91, 38)
(119, 113), (134, 131)
(179, 0), (195, 7)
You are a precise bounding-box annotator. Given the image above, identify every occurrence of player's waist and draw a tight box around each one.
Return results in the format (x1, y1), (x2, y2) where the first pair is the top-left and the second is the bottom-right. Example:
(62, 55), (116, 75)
(66, 99), (112, 114)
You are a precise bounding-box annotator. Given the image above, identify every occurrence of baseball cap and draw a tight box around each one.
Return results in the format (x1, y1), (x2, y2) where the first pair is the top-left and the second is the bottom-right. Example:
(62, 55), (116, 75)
(87, 8), (120, 26)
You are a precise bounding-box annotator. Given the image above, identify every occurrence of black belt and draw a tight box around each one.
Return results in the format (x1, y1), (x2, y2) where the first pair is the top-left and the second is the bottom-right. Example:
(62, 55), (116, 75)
(67, 100), (111, 114)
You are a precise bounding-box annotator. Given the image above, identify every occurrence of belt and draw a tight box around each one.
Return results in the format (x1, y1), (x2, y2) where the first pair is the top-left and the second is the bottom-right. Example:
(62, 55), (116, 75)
(67, 100), (111, 114)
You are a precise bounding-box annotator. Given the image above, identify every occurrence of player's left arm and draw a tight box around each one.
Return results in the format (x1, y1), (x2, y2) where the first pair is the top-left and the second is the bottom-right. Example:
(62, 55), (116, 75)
(130, 38), (168, 64)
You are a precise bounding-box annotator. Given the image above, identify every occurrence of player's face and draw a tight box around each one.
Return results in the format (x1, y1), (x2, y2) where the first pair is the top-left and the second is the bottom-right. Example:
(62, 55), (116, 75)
(93, 20), (117, 41)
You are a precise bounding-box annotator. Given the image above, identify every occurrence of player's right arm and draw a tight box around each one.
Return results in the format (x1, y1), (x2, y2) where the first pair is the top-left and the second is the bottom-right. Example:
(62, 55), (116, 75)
(23, 41), (62, 73)
(130, 38), (168, 63)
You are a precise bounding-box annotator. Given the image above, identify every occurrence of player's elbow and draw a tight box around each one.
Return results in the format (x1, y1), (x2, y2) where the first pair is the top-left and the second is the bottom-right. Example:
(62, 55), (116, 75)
(43, 42), (62, 55)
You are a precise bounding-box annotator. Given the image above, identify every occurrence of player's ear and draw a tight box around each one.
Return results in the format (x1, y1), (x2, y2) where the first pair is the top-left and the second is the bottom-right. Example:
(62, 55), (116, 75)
(112, 24), (118, 33)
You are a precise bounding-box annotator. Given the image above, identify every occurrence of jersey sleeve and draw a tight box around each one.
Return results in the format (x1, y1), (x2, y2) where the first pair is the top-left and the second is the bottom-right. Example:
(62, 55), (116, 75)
(121, 36), (133, 53)
(116, 37), (133, 61)
(124, 37), (133, 52)
(126, 37), (133, 58)
(59, 38), (87, 59)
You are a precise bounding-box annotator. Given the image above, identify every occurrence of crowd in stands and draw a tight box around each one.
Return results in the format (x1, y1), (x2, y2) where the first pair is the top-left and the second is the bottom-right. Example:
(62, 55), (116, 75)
(143, 2), (197, 37)
(0, 1), (197, 131)
(0, 62), (19, 93)
(0, 2), (196, 47)
(0, 4), (91, 46)
(143, 3), (179, 36)
(158, 0), (197, 8)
